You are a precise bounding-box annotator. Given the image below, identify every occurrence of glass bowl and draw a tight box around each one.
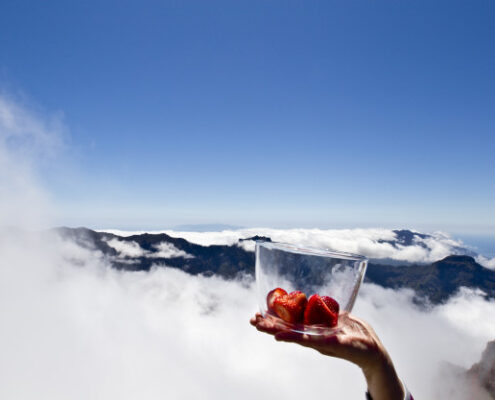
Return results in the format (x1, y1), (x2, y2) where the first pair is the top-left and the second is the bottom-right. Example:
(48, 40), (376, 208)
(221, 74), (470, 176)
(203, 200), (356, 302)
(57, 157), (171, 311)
(255, 241), (368, 335)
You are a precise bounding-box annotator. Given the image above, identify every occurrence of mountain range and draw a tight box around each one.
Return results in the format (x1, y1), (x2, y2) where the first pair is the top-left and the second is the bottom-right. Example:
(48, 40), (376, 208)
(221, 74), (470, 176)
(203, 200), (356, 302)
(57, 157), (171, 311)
(56, 227), (495, 305)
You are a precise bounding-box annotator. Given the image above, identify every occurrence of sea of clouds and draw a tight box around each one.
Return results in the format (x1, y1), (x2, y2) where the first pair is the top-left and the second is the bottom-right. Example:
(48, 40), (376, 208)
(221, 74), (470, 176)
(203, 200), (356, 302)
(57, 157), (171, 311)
(104, 226), (495, 270)
(1, 93), (495, 399)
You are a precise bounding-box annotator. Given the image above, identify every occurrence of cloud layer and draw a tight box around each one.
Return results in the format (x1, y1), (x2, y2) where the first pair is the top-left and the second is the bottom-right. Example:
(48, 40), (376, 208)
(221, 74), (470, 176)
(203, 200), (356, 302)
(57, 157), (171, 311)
(1, 231), (494, 399)
(104, 227), (495, 268)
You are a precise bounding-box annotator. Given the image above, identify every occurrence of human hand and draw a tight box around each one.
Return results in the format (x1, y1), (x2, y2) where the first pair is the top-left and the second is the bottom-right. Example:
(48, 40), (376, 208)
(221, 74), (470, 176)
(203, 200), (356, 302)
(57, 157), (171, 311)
(251, 311), (385, 370)
(250, 312), (405, 400)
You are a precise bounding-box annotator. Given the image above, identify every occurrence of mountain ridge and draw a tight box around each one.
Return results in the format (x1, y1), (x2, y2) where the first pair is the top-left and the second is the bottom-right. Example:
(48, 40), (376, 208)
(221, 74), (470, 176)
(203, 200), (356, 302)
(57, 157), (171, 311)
(54, 227), (495, 305)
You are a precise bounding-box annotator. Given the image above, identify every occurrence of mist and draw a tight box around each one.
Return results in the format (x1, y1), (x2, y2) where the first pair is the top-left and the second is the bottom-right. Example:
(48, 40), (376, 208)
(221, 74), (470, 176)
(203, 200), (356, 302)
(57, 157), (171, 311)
(1, 231), (494, 399)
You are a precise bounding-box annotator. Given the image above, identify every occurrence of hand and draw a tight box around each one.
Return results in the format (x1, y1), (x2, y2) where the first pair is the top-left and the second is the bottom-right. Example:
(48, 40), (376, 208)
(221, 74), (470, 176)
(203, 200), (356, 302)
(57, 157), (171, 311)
(250, 312), (405, 400)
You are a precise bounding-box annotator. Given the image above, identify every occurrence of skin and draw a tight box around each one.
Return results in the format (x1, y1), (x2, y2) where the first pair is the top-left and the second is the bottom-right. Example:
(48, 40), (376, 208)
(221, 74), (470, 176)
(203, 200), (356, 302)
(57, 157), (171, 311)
(250, 312), (405, 400)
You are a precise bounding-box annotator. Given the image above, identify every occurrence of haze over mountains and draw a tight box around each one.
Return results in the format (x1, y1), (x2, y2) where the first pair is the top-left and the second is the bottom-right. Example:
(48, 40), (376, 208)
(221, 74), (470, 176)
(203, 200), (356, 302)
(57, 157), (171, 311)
(56, 227), (495, 305)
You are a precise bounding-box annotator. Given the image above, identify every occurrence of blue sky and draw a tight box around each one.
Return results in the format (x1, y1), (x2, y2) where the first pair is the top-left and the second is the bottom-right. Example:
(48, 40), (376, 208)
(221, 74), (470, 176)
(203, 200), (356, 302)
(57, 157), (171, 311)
(1, 1), (494, 232)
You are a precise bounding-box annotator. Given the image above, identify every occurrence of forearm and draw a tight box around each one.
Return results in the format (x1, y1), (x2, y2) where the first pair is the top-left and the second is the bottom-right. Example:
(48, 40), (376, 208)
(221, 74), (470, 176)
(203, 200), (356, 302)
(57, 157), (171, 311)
(361, 352), (405, 400)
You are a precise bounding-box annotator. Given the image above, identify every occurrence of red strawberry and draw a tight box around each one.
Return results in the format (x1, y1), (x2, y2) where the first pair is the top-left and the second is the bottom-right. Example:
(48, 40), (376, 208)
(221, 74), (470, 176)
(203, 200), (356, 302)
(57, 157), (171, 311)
(321, 296), (340, 315)
(266, 288), (287, 314)
(273, 291), (308, 324)
(304, 294), (339, 327)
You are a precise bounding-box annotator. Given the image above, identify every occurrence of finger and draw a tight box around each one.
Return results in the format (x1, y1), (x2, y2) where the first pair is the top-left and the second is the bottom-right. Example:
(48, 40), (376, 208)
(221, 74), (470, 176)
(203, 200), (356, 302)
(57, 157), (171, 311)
(276, 330), (340, 347)
(253, 316), (288, 335)
(249, 314), (260, 326)
(249, 312), (265, 326)
(256, 325), (283, 335)
(277, 329), (346, 349)
(274, 331), (342, 358)
(275, 330), (310, 344)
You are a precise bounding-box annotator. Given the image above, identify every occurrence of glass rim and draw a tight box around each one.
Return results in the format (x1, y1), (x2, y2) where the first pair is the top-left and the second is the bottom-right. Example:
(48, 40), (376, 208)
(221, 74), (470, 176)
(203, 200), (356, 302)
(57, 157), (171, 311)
(255, 241), (368, 261)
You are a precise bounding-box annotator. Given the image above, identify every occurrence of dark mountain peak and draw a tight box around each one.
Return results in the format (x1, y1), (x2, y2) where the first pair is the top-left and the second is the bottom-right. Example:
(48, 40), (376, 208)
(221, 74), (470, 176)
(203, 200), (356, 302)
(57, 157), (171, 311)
(434, 255), (478, 266)
(367, 253), (495, 304)
(375, 230), (477, 261)
(431, 255), (480, 273)
(393, 229), (430, 244)
(129, 232), (172, 239)
(55, 226), (113, 242)
(56, 226), (97, 236)
(125, 232), (174, 242)
(377, 229), (431, 249)
(238, 235), (272, 243)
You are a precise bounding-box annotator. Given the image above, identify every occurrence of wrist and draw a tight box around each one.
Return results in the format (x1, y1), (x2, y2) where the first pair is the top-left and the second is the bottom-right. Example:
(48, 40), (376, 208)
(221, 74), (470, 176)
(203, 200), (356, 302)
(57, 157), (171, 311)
(361, 351), (404, 400)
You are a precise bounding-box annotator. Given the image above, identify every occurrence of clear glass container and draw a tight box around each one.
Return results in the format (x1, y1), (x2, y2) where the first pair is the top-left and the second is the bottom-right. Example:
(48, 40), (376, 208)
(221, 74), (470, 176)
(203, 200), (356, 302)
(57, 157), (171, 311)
(255, 241), (368, 335)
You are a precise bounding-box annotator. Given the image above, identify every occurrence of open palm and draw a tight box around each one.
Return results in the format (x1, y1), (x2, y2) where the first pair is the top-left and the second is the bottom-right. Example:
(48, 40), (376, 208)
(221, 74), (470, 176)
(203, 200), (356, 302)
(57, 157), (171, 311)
(250, 312), (407, 400)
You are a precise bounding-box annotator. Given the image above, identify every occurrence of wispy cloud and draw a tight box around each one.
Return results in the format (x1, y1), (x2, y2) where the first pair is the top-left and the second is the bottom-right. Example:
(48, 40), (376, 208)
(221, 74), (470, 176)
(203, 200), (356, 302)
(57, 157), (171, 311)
(0, 93), (65, 229)
(476, 255), (495, 270)
(0, 93), (64, 160)
(150, 242), (194, 259)
(106, 238), (148, 258)
(105, 238), (194, 259)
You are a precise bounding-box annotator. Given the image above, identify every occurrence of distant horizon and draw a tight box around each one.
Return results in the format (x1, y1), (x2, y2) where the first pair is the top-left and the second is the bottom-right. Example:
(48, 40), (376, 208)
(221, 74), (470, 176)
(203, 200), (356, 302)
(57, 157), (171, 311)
(61, 224), (495, 258)
(89, 223), (495, 236)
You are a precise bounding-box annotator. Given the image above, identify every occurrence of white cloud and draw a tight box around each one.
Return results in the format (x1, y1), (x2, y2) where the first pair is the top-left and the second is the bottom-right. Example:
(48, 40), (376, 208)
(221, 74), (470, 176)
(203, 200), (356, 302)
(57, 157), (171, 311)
(1, 231), (493, 400)
(0, 94), (64, 229)
(476, 255), (495, 270)
(150, 242), (194, 259)
(101, 227), (477, 264)
(355, 284), (495, 398)
(0, 93), (63, 158)
(105, 238), (194, 259)
(105, 238), (148, 258)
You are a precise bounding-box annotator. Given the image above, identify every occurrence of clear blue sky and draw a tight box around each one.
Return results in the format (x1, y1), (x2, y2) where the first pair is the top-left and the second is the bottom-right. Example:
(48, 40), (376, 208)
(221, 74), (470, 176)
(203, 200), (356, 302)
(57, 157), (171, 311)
(1, 0), (494, 232)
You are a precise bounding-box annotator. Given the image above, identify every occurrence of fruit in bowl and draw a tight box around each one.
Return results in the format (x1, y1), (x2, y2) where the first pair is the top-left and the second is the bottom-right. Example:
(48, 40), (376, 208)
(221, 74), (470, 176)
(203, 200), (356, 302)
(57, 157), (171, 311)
(266, 287), (340, 328)
(256, 241), (367, 335)
(267, 289), (307, 324)
(304, 294), (339, 327)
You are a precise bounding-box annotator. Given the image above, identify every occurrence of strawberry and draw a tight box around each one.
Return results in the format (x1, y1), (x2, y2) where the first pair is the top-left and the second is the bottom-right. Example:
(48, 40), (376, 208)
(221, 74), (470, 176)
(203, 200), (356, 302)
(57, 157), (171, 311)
(303, 294), (339, 327)
(321, 295), (340, 315)
(273, 291), (308, 324)
(266, 288), (287, 314)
